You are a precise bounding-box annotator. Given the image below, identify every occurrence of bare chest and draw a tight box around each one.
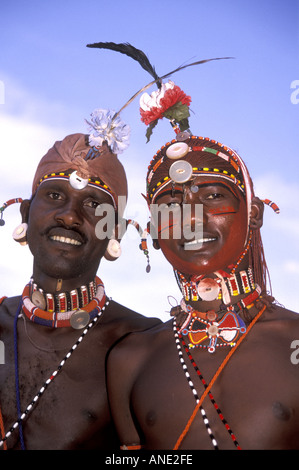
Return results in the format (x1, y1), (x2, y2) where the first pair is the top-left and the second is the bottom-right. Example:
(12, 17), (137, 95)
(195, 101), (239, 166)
(131, 331), (299, 450)
(0, 320), (116, 450)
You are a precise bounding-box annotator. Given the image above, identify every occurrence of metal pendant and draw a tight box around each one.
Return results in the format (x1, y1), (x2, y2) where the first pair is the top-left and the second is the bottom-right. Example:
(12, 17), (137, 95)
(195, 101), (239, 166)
(176, 131), (191, 142)
(31, 291), (46, 310)
(70, 309), (90, 329)
(197, 278), (220, 301)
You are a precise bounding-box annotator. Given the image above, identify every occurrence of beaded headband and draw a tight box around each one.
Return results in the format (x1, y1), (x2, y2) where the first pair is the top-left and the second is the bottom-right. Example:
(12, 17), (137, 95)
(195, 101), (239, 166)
(146, 136), (247, 204)
(36, 170), (117, 210)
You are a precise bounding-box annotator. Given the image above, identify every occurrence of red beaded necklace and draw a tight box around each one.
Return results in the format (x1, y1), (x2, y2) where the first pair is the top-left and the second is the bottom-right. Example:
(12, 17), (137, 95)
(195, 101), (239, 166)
(22, 277), (106, 329)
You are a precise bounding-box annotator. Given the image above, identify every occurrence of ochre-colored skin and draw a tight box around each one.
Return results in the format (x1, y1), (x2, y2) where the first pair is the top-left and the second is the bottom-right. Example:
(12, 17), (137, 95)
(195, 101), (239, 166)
(107, 178), (299, 450)
(0, 179), (160, 450)
(155, 177), (248, 276)
(107, 305), (299, 450)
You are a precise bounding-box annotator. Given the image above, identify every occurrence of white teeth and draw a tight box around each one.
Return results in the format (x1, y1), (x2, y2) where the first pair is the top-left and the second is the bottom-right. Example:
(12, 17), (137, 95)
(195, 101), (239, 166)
(186, 238), (216, 245)
(184, 237), (216, 250)
(50, 235), (82, 246)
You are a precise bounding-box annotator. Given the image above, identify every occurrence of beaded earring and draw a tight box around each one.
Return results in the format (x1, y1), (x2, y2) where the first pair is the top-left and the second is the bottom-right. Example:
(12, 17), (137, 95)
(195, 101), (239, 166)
(126, 219), (151, 272)
(0, 198), (24, 226)
(0, 198), (27, 245)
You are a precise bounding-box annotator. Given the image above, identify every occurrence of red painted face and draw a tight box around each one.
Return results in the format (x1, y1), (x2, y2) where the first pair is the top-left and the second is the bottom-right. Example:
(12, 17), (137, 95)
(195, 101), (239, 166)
(152, 176), (248, 276)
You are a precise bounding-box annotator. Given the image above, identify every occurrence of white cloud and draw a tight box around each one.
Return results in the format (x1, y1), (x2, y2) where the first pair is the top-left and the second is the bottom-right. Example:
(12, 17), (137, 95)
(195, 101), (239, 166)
(0, 73), (78, 130)
(0, 113), (69, 196)
(283, 260), (299, 275)
(254, 173), (299, 209)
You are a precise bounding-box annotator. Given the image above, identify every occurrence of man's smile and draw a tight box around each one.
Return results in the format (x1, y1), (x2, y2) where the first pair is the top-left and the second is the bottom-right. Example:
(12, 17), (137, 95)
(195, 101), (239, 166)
(50, 235), (82, 246)
(47, 227), (85, 247)
(184, 237), (217, 250)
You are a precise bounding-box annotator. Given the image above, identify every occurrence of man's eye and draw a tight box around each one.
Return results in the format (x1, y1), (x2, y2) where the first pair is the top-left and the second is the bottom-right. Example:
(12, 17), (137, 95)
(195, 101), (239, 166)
(48, 192), (62, 200)
(165, 202), (181, 209)
(206, 193), (223, 200)
(85, 200), (100, 209)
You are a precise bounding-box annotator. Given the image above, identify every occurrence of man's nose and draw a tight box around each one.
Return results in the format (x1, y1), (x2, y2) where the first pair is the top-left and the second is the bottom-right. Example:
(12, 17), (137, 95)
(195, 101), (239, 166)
(55, 200), (83, 227)
(182, 202), (207, 233)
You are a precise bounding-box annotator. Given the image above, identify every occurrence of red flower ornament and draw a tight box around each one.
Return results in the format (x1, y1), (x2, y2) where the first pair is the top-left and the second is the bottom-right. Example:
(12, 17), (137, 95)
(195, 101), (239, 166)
(139, 80), (192, 140)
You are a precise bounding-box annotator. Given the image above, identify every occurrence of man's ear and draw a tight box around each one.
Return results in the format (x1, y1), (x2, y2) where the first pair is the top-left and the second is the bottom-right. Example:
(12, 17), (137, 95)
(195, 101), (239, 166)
(20, 199), (31, 224)
(152, 239), (160, 250)
(249, 197), (264, 230)
(147, 221), (160, 250)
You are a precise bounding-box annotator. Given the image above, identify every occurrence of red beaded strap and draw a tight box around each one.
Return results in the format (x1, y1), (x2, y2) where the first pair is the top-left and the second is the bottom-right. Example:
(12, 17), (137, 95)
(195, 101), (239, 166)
(120, 444), (143, 450)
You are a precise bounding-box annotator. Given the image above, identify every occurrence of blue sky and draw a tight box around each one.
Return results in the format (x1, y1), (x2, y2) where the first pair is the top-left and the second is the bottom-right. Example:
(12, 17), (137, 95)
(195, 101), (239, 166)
(0, 0), (298, 320)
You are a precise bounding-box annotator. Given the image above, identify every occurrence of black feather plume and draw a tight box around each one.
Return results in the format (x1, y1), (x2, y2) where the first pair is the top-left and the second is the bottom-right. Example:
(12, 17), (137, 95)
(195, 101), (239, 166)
(87, 41), (233, 130)
(86, 42), (161, 88)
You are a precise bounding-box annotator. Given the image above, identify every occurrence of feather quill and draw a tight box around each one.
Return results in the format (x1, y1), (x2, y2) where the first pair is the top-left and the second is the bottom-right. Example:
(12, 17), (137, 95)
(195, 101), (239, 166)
(86, 42), (232, 123)
(87, 42), (162, 88)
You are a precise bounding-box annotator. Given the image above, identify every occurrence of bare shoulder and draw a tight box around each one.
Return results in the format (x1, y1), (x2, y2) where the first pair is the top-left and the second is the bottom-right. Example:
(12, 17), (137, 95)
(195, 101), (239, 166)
(252, 304), (299, 360)
(110, 319), (173, 354)
(264, 304), (299, 335)
(107, 319), (173, 376)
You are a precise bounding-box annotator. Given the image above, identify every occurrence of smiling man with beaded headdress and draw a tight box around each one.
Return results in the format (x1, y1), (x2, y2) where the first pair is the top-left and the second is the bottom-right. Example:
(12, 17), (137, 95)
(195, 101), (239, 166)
(0, 108), (161, 450)
(88, 43), (299, 450)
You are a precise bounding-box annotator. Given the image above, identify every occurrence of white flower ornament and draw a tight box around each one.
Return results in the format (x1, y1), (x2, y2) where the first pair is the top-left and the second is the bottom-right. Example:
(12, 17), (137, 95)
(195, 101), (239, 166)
(140, 81), (175, 112)
(86, 108), (130, 154)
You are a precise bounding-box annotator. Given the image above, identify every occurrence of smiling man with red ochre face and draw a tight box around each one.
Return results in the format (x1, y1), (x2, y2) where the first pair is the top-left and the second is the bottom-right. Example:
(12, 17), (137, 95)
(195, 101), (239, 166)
(0, 119), (160, 450)
(154, 176), (248, 277)
(107, 134), (299, 451)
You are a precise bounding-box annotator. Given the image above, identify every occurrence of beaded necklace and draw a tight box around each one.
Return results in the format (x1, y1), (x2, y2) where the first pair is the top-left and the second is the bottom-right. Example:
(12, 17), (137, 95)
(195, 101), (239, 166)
(174, 266), (255, 303)
(22, 277), (105, 328)
(180, 306), (246, 354)
(173, 318), (240, 449)
(0, 294), (110, 449)
(31, 279), (97, 314)
(173, 304), (267, 450)
(174, 284), (261, 353)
